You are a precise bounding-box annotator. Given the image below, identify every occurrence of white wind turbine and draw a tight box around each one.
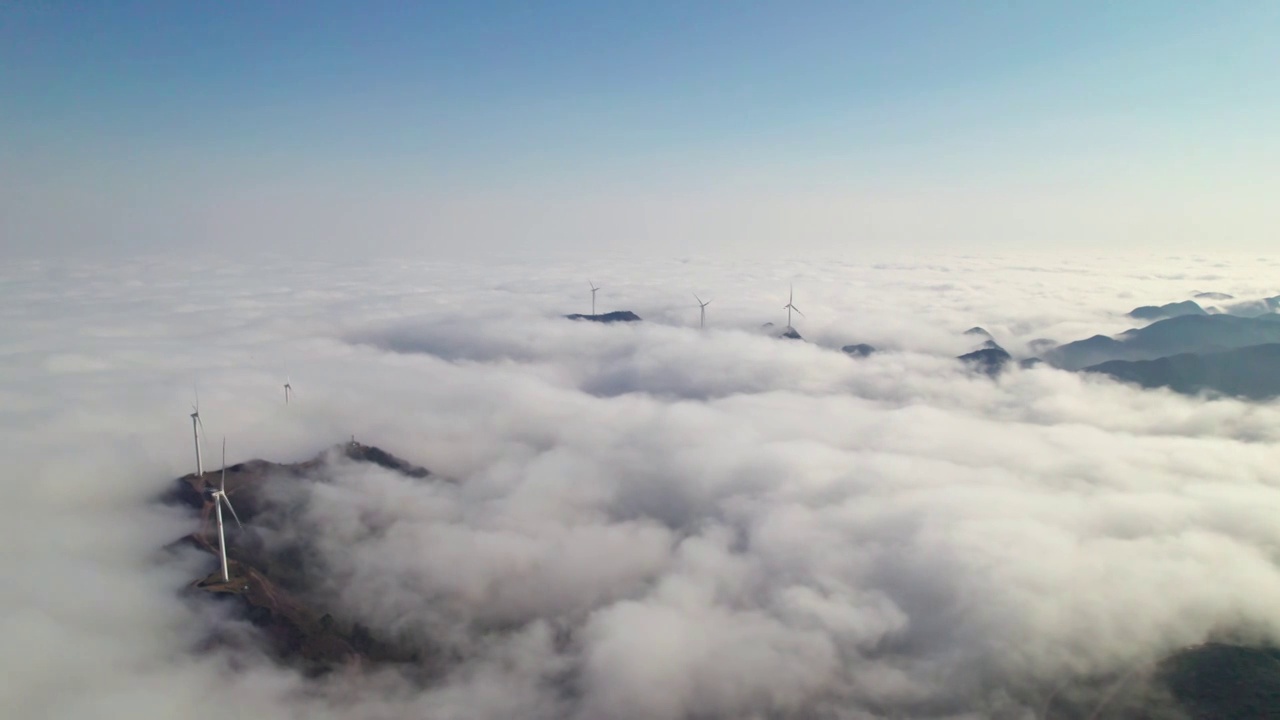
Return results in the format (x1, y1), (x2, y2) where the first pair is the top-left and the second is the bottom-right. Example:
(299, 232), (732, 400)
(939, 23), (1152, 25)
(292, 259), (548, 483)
(694, 293), (711, 329)
(589, 281), (600, 316)
(284, 373), (293, 405)
(209, 437), (243, 583)
(190, 389), (205, 477)
(783, 284), (804, 328)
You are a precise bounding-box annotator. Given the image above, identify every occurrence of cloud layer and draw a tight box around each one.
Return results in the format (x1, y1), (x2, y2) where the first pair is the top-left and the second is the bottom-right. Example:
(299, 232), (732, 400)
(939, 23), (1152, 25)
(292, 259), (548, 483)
(4, 253), (1280, 719)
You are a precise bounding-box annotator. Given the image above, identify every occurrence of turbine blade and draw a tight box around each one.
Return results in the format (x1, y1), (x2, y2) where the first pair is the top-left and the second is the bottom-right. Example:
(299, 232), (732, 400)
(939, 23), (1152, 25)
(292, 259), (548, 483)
(693, 293), (703, 305)
(793, 306), (805, 317)
(222, 496), (243, 528)
(220, 437), (227, 493)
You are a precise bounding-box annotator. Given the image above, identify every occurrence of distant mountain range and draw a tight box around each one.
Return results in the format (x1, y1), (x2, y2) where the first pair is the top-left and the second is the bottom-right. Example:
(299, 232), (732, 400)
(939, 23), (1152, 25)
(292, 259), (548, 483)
(1221, 294), (1280, 318)
(552, 300), (1280, 402)
(1124, 294), (1280, 322)
(1085, 343), (1280, 400)
(1044, 314), (1280, 371)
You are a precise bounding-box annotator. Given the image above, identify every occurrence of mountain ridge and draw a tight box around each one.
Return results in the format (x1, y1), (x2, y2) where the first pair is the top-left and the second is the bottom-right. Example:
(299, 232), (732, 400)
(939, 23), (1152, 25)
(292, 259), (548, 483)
(1046, 314), (1280, 370)
(1085, 343), (1280, 400)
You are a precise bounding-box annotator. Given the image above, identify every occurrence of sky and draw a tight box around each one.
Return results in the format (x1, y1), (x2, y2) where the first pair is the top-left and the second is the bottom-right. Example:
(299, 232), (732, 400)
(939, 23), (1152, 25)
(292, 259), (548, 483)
(3, 1), (1278, 259)
(4, 253), (1280, 718)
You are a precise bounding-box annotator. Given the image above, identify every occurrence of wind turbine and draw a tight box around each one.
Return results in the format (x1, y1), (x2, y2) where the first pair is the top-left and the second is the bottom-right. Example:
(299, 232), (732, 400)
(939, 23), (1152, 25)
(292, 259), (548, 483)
(589, 281), (600, 316)
(209, 437), (243, 583)
(783, 284), (804, 328)
(284, 373), (292, 405)
(190, 389), (205, 477)
(694, 294), (711, 329)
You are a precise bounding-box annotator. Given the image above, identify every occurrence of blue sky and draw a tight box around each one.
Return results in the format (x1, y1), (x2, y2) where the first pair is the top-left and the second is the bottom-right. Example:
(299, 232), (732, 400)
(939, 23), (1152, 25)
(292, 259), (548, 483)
(2, 1), (1278, 258)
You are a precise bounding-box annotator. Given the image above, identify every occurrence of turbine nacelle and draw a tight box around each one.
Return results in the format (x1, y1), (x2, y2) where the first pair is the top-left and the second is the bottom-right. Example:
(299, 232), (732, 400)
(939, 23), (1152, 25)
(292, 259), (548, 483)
(210, 489), (243, 529)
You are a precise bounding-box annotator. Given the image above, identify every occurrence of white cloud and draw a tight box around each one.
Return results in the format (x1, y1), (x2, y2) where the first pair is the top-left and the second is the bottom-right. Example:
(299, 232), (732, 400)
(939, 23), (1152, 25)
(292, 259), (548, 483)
(3, 253), (1280, 718)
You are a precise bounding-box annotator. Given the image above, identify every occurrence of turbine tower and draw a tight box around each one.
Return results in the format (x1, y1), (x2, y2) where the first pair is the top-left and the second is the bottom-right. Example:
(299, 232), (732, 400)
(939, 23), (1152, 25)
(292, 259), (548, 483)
(783, 284), (804, 328)
(209, 437), (243, 583)
(284, 374), (292, 405)
(190, 390), (205, 476)
(589, 281), (600, 316)
(694, 293), (711, 329)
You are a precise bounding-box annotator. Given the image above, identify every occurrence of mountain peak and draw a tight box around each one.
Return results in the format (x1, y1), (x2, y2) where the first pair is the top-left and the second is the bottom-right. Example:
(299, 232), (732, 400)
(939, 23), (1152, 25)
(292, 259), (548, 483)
(1126, 300), (1206, 321)
(564, 311), (642, 323)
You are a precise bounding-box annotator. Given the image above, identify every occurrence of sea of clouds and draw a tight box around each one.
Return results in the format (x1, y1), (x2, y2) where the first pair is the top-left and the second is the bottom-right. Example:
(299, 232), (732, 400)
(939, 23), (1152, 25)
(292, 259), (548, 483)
(4, 252), (1280, 719)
